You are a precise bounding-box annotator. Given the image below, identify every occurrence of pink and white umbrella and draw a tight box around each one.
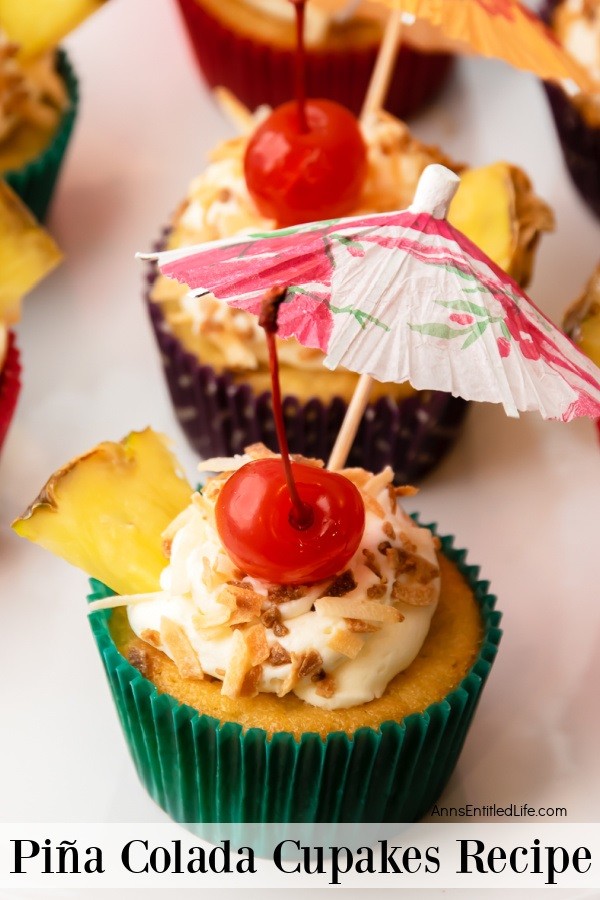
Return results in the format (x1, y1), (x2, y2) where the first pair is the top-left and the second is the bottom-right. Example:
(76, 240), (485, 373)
(141, 165), (600, 433)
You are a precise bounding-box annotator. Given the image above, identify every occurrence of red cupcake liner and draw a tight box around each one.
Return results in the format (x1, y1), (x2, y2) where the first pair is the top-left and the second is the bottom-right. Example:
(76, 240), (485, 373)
(540, 0), (600, 220)
(175, 0), (454, 119)
(0, 332), (21, 453)
(145, 254), (468, 482)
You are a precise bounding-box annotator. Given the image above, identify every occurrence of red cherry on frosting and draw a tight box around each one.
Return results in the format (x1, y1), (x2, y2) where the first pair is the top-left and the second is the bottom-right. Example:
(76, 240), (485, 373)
(244, 99), (368, 227)
(215, 458), (365, 584)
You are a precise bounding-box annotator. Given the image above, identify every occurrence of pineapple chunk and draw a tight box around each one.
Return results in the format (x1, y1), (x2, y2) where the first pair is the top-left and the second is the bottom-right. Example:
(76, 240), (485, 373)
(0, 180), (62, 322)
(13, 429), (192, 596)
(564, 264), (600, 368)
(449, 162), (554, 287)
(0, 0), (107, 59)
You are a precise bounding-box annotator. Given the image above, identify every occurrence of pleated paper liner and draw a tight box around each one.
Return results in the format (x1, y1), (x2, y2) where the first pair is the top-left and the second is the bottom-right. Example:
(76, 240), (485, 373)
(87, 523), (502, 826)
(0, 332), (21, 453)
(174, 0), (453, 120)
(146, 261), (469, 483)
(4, 50), (79, 223)
(540, 0), (600, 220)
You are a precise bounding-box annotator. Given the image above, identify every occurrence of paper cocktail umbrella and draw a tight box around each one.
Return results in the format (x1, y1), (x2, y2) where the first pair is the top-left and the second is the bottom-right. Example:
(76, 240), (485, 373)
(140, 164), (600, 466)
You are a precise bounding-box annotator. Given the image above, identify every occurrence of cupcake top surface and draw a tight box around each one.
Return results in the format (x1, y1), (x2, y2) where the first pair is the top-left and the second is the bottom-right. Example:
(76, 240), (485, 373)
(0, 34), (67, 161)
(152, 109), (552, 375)
(553, 0), (600, 122)
(126, 447), (441, 710)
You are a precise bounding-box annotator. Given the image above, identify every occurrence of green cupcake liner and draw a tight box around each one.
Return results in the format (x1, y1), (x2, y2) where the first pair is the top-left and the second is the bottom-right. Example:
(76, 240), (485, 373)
(4, 49), (78, 222)
(88, 521), (501, 825)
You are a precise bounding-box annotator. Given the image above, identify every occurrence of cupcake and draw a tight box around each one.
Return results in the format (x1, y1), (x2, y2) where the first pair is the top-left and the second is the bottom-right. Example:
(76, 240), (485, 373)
(0, 178), (62, 451)
(0, 36), (78, 221)
(542, 0), (600, 218)
(175, 0), (453, 119)
(0, 327), (20, 453)
(13, 429), (501, 823)
(563, 261), (600, 436)
(146, 108), (554, 480)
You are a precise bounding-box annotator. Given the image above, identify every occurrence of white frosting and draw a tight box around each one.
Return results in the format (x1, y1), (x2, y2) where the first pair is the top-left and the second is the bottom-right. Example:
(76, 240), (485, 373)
(127, 462), (441, 710)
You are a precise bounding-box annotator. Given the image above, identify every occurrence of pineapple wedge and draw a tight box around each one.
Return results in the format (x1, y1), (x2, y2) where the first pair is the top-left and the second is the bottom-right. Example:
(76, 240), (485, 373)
(0, 180), (62, 323)
(13, 429), (192, 596)
(0, 0), (107, 59)
(563, 263), (600, 367)
(449, 162), (554, 288)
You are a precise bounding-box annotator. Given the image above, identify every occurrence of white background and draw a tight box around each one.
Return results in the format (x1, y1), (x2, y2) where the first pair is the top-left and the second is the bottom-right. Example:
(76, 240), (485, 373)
(1, 0), (599, 896)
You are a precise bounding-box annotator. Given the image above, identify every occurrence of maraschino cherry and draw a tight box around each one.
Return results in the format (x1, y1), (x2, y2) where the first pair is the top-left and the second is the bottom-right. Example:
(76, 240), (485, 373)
(243, 0), (367, 227)
(215, 286), (365, 584)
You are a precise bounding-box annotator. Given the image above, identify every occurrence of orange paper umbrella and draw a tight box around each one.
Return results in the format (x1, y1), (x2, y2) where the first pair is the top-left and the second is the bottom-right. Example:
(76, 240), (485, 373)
(378, 0), (597, 92)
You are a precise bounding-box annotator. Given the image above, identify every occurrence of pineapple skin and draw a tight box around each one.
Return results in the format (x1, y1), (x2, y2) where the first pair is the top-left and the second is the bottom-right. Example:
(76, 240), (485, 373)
(13, 429), (192, 596)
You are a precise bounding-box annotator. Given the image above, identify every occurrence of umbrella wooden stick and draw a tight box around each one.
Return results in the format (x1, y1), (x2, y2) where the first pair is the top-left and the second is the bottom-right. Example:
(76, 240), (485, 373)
(360, 8), (404, 120)
(327, 165), (460, 471)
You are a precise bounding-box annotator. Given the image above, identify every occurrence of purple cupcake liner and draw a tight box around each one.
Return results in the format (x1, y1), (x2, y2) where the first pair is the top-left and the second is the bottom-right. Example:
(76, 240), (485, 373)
(174, 0), (454, 121)
(145, 258), (468, 482)
(540, 0), (600, 219)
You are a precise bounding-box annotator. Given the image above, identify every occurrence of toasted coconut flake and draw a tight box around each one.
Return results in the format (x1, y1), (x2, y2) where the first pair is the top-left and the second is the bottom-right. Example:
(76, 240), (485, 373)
(127, 645), (153, 679)
(377, 540), (392, 556)
(344, 617), (381, 633)
(314, 676), (336, 699)
(221, 629), (251, 698)
(367, 583), (387, 599)
(161, 506), (195, 557)
(245, 442), (278, 460)
(289, 453), (324, 468)
(197, 453), (249, 472)
(362, 548), (382, 579)
(298, 649), (323, 679)
(327, 629), (365, 659)
(391, 581), (437, 607)
(398, 531), (418, 553)
(316, 597), (404, 623)
(338, 467), (371, 487)
(221, 584), (264, 625)
(243, 623), (270, 666)
(268, 584), (307, 604)
(382, 521), (396, 541)
(267, 642), (291, 666)
(362, 493), (386, 518)
(363, 466), (394, 496)
(393, 484), (419, 497)
(261, 604), (289, 637)
(141, 628), (161, 648)
(160, 617), (204, 680)
(240, 664), (263, 698)
(320, 570), (357, 598)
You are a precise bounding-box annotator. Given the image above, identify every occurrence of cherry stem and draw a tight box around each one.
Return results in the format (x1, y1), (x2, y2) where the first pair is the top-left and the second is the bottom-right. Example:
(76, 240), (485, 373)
(290, 0), (308, 133)
(259, 287), (314, 530)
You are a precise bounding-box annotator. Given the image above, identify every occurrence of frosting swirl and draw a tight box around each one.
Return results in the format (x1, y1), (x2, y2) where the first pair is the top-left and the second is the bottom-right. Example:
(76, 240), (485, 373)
(127, 451), (441, 710)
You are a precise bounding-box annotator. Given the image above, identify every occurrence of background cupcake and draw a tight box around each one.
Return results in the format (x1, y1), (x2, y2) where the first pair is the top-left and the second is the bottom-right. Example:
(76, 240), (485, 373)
(0, 36), (78, 221)
(146, 109), (554, 481)
(542, 0), (600, 218)
(0, 178), (62, 452)
(175, 0), (453, 119)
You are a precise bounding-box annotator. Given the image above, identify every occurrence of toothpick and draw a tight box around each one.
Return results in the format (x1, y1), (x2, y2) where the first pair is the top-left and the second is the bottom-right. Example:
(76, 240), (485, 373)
(327, 372), (374, 471)
(360, 8), (404, 122)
